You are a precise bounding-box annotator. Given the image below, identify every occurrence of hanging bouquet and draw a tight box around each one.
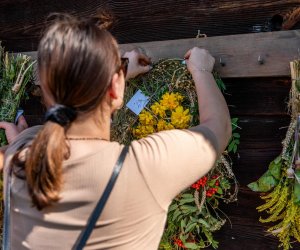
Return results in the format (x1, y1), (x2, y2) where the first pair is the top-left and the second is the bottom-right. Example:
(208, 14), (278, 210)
(111, 59), (240, 249)
(0, 43), (35, 234)
(248, 60), (300, 250)
(0, 43), (35, 146)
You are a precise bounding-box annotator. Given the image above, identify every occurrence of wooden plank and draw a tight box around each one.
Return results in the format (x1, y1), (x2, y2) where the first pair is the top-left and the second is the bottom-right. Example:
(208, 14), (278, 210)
(212, 187), (299, 250)
(1, 0), (300, 52)
(224, 77), (291, 116)
(21, 30), (300, 78)
(120, 30), (300, 78)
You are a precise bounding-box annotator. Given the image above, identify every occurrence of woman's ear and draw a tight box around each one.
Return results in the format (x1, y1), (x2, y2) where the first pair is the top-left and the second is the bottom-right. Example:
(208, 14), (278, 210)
(109, 73), (121, 99)
(108, 72), (125, 109)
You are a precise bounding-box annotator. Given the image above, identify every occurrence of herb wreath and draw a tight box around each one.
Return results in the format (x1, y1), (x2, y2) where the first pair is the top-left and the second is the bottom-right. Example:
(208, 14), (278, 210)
(111, 59), (240, 249)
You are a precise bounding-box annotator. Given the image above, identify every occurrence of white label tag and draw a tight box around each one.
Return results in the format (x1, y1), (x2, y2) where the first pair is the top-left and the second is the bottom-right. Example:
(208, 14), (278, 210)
(126, 89), (150, 115)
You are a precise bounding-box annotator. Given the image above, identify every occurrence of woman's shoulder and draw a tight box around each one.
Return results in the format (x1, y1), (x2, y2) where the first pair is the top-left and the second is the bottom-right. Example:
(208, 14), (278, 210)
(6, 125), (43, 155)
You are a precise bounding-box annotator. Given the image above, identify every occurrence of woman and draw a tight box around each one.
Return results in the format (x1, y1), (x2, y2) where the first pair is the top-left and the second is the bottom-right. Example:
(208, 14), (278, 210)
(1, 14), (231, 249)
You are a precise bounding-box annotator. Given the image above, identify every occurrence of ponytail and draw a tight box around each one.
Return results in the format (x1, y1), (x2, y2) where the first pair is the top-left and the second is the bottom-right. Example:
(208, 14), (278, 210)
(25, 122), (69, 210)
(13, 105), (76, 210)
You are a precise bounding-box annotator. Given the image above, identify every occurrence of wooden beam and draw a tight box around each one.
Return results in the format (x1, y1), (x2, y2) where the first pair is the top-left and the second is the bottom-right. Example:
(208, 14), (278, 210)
(23, 30), (300, 78)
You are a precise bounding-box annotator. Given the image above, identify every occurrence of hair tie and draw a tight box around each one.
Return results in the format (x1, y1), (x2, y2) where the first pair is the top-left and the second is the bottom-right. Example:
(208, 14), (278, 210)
(45, 104), (77, 126)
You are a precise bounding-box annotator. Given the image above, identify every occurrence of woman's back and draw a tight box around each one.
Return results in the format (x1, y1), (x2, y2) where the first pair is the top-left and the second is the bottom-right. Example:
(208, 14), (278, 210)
(5, 125), (216, 249)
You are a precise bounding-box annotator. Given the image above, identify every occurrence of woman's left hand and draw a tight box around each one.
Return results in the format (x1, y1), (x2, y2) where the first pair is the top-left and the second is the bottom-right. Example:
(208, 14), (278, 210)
(0, 115), (28, 144)
(123, 49), (152, 80)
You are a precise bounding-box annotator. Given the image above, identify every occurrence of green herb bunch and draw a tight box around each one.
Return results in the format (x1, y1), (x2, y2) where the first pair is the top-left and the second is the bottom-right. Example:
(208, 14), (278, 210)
(0, 43), (35, 146)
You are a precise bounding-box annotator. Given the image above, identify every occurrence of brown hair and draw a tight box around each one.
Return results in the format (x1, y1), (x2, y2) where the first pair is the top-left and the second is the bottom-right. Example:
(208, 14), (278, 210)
(12, 12), (120, 210)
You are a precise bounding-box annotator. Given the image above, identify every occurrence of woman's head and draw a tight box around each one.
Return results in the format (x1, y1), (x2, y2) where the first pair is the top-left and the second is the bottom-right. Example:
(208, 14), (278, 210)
(13, 13), (125, 210)
(38, 13), (122, 113)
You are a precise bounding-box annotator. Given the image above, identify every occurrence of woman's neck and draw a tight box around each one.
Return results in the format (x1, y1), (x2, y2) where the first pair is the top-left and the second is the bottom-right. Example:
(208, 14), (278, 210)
(66, 111), (111, 141)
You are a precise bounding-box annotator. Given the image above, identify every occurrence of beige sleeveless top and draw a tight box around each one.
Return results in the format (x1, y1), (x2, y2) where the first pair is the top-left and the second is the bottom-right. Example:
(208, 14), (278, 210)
(4, 125), (217, 250)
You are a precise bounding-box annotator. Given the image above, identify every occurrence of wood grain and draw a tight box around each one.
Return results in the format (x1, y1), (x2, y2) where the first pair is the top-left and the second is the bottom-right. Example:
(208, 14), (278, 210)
(1, 0), (300, 52)
(21, 30), (300, 78)
(224, 77), (291, 116)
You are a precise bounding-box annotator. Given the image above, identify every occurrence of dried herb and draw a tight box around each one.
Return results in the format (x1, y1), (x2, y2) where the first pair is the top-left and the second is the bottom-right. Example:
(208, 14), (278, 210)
(248, 59), (300, 250)
(0, 43), (35, 146)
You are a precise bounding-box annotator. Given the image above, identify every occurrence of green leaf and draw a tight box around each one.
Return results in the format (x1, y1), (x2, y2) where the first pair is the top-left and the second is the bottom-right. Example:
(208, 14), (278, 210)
(233, 144), (237, 153)
(217, 187), (223, 194)
(181, 205), (197, 213)
(220, 179), (231, 190)
(198, 240), (206, 248)
(274, 156), (281, 164)
(203, 229), (213, 243)
(181, 193), (194, 199)
(198, 218), (210, 228)
(233, 133), (240, 138)
(172, 209), (181, 222)
(179, 197), (195, 204)
(211, 240), (219, 249)
(248, 175), (278, 192)
(248, 157), (282, 192)
(231, 118), (238, 124)
(168, 204), (178, 212)
(269, 159), (282, 180)
(228, 142), (234, 152)
(181, 218), (186, 230)
(184, 242), (198, 249)
(293, 181), (300, 205)
(293, 170), (300, 205)
(185, 222), (197, 233)
(179, 234), (188, 242)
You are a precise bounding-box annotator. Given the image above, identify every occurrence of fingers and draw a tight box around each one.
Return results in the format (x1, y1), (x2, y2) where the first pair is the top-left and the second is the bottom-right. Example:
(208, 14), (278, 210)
(138, 65), (152, 74)
(0, 121), (13, 130)
(184, 49), (192, 60)
(138, 54), (151, 66)
(17, 115), (28, 132)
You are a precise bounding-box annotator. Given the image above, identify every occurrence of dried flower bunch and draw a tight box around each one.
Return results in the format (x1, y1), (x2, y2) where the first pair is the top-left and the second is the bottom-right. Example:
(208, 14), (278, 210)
(111, 59), (240, 249)
(0, 43), (35, 146)
(0, 43), (35, 235)
(248, 60), (300, 250)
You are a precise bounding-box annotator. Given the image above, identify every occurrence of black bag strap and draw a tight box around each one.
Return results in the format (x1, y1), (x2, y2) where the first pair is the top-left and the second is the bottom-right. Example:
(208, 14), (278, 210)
(73, 146), (129, 250)
(3, 167), (12, 250)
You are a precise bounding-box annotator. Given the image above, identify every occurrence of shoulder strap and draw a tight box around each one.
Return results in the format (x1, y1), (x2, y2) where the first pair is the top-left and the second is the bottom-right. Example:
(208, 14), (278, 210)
(73, 146), (129, 250)
(2, 167), (12, 250)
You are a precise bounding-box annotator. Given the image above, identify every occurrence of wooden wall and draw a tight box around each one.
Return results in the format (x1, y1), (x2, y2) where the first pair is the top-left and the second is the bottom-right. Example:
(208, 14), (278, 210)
(1, 1), (300, 249)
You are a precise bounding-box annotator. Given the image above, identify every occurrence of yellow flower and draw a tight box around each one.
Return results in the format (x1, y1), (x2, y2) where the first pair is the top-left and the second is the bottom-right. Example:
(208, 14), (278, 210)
(157, 119), (174, 132)
(160, 93), (183, 110)
(133, 92), (190, 139)
(138, 111), (156, 126)
(133, 125), (155, 138)
(171, 106), (191, 129)
(151, 102), (166, 117)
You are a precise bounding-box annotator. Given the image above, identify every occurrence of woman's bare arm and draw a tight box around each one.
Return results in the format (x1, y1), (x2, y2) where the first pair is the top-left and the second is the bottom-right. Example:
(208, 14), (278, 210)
(185, 48), (232, 156)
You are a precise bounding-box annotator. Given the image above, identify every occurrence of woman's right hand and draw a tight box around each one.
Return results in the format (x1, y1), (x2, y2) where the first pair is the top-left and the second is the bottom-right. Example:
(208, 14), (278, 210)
(184, 47), (215, 75)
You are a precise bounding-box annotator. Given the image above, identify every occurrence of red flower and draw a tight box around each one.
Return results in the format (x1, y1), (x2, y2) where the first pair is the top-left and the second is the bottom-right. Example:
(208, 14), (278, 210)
(174, 238), (186, 248)
(206, 187), (218, 197)
(191, 176), (208, 190)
